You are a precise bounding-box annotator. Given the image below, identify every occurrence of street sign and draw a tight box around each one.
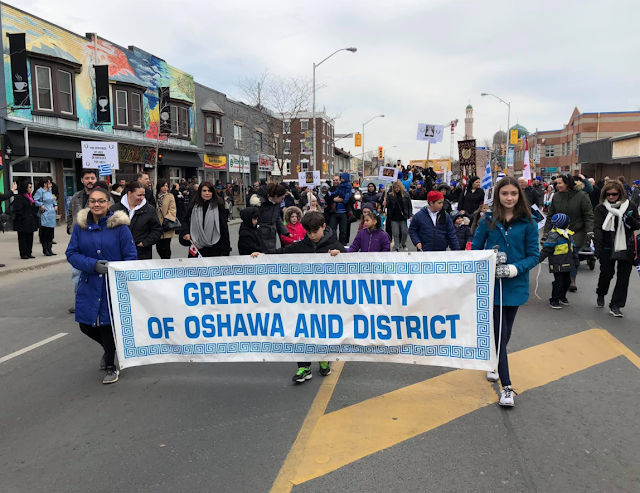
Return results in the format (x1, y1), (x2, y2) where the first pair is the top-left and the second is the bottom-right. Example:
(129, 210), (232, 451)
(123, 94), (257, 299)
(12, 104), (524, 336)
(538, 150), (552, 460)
(81, 141), (119, 170)
(509, 129), (518, 145)
(354, 133), (362, 147)
(416, 123), (444, 143)
(533, 153), (540, 165)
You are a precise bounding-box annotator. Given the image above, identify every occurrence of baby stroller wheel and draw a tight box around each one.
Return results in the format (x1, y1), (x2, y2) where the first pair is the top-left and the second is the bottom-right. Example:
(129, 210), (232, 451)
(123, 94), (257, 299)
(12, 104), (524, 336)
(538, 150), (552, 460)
(587, 257), (596, 270)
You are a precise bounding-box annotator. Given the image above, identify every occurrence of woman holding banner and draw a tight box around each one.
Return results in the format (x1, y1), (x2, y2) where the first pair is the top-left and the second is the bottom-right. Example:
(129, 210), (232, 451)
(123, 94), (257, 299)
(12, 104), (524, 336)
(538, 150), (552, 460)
(179, 181), (231, 257)
(472, 176), (539, 407)
(66, 186), (138, 384)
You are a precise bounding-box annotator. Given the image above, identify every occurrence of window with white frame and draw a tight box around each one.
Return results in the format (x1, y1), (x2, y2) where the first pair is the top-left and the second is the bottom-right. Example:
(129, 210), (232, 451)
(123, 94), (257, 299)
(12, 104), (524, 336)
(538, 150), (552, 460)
(284, 140), (291, 154)
(283, 121), (291, 133)
(300, 159), (309, 171)
(116, 90), (128, 126)
(545, 145), (555, 158)
(561, 143), (565, 156)
(576, 133), (581, 146)
(170, 104), (191, 138)
(566, 140), (571, 155)
(11, 159), (53, 185)
(131, 93), (142, 128)
(323, 122), (326, 135)
(35, 65), (53, 111)
(58, 70), (73, 114)
(234, 124), (243, 148)
(300, 119), (308, 131)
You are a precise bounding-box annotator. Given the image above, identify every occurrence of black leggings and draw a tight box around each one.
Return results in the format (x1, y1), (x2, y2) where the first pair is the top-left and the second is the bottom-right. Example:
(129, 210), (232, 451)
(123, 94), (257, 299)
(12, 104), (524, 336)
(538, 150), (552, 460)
(39, 226), (54, 245)
(493, 305), (519, 387)
(156, 238), (172, 259)
(79, 323), (116, 368)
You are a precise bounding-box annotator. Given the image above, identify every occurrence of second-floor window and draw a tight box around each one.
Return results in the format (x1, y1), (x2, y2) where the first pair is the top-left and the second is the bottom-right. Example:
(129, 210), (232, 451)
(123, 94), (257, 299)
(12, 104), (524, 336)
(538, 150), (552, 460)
(116, 90), (128, 126)
(114, 85), (145, 130)
(284, 140), (291, 154)
(205, 115), (222, 144)
(301, 119), (308, 131)
(545, 145), (555, 158)
(170, 104), (190, 138)
(283, 121), (291, 133)
(234, 124), (243, 148)
(255, 131), (263, 152)
(32, 59), (79, 118)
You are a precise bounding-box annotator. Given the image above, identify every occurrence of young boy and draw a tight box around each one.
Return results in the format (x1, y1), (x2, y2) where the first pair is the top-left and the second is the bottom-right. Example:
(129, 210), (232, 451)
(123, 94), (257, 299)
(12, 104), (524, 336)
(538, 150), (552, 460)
(409, 190), (460, 251)
(451, 211), (472, 250)
(539, 213), (580, 309)
(237, 207), (265, 255)
(251, 211), (345, 383)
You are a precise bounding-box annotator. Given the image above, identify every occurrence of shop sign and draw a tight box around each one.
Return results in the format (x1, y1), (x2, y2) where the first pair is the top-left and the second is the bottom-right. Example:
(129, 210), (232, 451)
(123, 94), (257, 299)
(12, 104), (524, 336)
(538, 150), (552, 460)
(229, 154), (250, 173)
(258, 154), (275, 172)
(119, 144), (157, 166)
(204, 154), (227, 170)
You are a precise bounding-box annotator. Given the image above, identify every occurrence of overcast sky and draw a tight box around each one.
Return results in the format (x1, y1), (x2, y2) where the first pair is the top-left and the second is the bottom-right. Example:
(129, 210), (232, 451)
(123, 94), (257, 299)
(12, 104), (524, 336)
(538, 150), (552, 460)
(20, 0), (640, 164)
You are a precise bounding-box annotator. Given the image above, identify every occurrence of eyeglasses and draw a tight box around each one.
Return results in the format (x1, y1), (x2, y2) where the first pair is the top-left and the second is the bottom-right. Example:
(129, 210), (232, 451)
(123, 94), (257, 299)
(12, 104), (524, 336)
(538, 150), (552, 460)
(89, 199), (108, 205)
(605, 192), (619, 197)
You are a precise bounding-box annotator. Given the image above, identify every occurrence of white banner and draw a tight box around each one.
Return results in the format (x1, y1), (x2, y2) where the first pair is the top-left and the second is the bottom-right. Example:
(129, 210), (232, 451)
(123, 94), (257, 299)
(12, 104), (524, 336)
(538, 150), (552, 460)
(81, 141), (119, 170)
(108, 252), (496, 370)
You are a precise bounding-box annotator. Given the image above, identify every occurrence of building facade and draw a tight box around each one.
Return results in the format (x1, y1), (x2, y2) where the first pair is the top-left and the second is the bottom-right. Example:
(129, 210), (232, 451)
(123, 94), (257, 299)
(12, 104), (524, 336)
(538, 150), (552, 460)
(0, 3), (200, 216)
(578, 133), (640, 183)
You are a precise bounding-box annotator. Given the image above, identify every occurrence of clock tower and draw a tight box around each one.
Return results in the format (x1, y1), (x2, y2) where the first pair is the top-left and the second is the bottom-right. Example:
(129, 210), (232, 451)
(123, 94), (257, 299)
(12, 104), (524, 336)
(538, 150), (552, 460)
(465, 103), (474, 140)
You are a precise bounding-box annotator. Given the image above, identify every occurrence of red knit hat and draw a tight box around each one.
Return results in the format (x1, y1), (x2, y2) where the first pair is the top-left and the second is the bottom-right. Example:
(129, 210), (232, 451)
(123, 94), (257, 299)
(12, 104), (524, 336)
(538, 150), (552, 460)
(427, 190), (444, 202)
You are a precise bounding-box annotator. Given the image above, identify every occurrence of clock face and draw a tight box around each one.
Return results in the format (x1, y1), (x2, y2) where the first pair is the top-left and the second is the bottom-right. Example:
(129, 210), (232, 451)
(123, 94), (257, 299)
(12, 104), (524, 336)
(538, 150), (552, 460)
(462, 149), (472, 160)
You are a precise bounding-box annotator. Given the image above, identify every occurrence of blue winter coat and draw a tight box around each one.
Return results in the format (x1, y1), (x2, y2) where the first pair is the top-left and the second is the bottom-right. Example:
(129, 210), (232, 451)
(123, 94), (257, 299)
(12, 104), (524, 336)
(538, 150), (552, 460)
(409, 207), (460, 251)
(471, 212), (540, 306)
(66, 209), (137, 326)
(33, 188), (57, 228)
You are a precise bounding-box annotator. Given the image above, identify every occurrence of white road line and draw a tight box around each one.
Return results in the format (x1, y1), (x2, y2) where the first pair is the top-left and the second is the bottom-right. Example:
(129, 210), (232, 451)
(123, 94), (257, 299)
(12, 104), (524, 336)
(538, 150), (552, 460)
(0, 333), (68, 364)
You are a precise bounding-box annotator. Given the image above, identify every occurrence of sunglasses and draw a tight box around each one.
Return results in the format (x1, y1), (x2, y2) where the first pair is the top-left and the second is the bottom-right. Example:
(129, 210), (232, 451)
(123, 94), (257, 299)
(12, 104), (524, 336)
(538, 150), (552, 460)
(605, 192), (619, 197)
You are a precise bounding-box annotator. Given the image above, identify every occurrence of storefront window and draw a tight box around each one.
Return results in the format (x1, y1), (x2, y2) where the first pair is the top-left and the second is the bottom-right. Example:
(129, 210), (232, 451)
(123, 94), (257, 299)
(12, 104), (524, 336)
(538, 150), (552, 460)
(11, 160), (53, 185)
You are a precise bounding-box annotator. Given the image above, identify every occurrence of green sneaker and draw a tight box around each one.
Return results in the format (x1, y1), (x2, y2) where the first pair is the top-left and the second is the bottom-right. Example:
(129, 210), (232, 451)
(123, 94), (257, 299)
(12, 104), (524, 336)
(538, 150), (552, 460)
(292, 366), (312, 383)
(319, 361), (331, 377)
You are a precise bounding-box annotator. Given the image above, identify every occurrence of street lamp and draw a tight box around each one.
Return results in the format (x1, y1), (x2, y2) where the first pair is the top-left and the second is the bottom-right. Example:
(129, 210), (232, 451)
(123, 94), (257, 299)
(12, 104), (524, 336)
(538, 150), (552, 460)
(312, 47), (357, 172)
(362, 114), (385, 177)
(481, 92), (511, 172)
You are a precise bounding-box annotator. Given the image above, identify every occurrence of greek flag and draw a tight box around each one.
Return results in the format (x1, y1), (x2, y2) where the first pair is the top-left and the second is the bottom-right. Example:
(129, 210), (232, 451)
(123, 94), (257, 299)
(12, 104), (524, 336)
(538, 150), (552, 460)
(481, 157), (492, 190)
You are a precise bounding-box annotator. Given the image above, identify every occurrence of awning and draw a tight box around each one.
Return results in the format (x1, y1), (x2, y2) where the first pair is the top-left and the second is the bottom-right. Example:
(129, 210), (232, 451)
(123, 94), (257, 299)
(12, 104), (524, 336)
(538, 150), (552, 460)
(5, 130), (80, 159)
(162, 150), (203, 168)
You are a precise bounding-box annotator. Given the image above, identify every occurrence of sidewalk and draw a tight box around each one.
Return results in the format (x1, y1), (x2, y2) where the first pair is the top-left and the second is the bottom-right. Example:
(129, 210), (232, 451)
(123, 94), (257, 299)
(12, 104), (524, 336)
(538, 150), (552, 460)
(0, 218), (242, 277)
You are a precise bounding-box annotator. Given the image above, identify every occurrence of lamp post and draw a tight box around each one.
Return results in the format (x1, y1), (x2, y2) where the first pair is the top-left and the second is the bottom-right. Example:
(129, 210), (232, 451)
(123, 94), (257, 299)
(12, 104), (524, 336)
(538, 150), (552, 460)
(481, 93), (511, 174)
(362, 114), (385, 177)
(312, 47), (357, 173)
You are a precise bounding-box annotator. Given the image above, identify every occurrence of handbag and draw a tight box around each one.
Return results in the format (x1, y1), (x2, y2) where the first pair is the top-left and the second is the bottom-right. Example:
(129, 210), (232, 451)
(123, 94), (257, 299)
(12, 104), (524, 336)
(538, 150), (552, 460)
(162, 217), (181, 232)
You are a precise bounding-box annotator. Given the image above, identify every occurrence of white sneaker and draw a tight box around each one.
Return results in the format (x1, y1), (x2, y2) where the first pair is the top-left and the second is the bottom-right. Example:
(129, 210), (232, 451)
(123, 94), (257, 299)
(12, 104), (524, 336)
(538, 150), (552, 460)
(499, 386), (516, 407)
(486, 370), (499, 382)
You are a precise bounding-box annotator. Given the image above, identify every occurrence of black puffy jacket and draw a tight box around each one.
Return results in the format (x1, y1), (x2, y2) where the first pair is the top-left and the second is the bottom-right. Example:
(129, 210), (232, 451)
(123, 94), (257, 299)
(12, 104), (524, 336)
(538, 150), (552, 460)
(110, 202), (162, 260)
(238, 207), (265, 255)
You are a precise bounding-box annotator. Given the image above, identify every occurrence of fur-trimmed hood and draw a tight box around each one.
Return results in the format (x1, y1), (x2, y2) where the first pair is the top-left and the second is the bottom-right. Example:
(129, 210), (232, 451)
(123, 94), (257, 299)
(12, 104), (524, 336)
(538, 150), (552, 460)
(76, 208), (130, 229)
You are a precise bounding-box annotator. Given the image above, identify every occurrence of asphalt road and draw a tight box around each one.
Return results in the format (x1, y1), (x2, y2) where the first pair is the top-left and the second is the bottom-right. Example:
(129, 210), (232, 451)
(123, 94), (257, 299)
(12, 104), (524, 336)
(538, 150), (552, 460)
(1, 221), (639, 493)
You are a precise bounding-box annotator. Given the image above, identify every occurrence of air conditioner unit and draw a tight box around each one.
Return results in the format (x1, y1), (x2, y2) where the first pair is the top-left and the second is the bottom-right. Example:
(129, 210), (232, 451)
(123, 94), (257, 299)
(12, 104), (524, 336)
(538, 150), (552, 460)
(218, 136), (225, 145)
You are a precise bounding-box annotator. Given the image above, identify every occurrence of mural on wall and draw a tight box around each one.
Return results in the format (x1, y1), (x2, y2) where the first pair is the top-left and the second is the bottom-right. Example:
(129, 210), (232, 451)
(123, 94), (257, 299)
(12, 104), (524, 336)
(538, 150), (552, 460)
(1, 4), (196, 145)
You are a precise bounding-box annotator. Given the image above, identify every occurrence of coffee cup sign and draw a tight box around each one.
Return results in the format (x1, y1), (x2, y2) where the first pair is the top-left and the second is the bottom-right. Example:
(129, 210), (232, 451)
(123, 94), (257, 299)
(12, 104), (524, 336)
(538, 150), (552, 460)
(14, 74), (27, 92)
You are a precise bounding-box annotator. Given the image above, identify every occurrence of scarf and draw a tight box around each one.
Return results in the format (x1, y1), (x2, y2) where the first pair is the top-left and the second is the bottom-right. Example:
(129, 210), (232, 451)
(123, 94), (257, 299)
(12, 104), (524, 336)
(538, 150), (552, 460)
(120, 193), (147, 220)
(23, 193), (34, 205)
(602, 200), (629, 252)
(190, 204), (220, 249)
(157, 192), (166, 210)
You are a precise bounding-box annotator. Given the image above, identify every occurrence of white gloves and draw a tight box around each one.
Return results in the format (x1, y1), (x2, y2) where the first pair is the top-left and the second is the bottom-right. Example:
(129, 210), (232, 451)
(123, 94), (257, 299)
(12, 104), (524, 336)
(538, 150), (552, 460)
(496, 264), (518, 279)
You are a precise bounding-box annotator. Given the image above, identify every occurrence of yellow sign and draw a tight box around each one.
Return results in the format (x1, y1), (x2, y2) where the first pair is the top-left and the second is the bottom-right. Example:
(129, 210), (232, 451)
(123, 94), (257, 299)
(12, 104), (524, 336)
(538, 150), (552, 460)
(510, 129), (518, 145)
(409, 159), (451, 173)
(354, 133), (362, 147)
(204, 154), (226, 170)
(378, 146), (384, 160)
(322, 161), (328, 172)
(409, 160), (427, 168)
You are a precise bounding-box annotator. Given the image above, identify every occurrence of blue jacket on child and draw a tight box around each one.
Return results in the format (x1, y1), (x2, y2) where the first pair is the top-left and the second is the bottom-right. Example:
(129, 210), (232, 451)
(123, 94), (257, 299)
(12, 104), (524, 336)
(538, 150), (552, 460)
(409, 207), (460, 251)
(471, 212), (540, 306)
(66, 209), (137, 326)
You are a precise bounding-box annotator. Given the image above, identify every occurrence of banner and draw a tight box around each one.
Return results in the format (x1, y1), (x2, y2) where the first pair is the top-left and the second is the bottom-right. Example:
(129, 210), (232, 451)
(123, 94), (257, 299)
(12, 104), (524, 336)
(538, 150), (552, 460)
(299, 171), (320, 187)
(108, 252), (497, 370)
(158, 87), (171, 134)
(458, 139), (476, 167)
(379, 166), (399, 182)
(94, 65), (111, 123)
(416, 124), (445, 143)
(301, 130), (313, 154)
(8, 33), (29, 107)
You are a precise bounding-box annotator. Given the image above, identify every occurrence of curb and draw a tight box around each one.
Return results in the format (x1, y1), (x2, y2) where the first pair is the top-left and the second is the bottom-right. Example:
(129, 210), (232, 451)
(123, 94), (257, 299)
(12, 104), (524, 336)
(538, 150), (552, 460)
(0, 257), (68, 277)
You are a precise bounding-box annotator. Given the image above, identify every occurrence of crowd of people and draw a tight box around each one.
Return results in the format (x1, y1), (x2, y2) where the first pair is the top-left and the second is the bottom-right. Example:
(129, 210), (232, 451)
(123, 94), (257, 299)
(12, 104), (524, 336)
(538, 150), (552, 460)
(2, 163), (638, 407)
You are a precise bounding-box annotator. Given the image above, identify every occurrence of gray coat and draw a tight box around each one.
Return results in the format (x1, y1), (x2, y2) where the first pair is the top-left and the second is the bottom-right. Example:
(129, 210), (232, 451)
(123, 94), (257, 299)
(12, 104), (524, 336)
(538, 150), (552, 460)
(66, 190), (88, 234)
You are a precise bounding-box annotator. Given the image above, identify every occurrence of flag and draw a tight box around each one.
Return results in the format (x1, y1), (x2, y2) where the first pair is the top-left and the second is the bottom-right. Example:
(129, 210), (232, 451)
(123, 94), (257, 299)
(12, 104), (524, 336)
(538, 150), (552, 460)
(481, 155), (493, 206)
(188, 243), (202, 258)
(522, 138), (531, 185)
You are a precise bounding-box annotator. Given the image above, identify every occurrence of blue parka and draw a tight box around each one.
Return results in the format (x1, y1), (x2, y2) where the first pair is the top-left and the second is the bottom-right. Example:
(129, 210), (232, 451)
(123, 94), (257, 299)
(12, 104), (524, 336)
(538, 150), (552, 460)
(66, 209), (137, 326)
(471, 212), (540, 306)
(33, 187), (57, 228)
(409, 207), (460, 251)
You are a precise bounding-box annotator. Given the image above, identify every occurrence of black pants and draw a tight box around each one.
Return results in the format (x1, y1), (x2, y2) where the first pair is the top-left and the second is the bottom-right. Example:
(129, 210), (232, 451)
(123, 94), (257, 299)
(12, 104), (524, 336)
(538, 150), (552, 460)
(39, 226), (54, 244)
(329, 213), (348, 245)
(156, 238), (172, 259)
(493, 305), (519, 387)
(17, 231), (34, 257)
(597, 249), (633, 308)
(297, 361), (328, 368)
(80, 323), (116, 367)
(551, 271), (571, 302)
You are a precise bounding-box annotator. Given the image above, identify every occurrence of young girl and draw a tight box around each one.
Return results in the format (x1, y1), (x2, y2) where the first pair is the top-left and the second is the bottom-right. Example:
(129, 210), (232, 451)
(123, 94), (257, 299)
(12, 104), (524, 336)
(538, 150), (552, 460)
(281, 206), (305, 245)
(349, 212), (391, 252)
(472, 176), (539, 407)
(357, 202), (375, 231)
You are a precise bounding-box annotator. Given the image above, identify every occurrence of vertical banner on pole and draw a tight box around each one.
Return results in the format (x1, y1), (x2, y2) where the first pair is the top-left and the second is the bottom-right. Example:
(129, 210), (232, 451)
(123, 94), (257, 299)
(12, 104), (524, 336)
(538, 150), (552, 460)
(94, 65), (111, 124)
(8, 33), (30, 107)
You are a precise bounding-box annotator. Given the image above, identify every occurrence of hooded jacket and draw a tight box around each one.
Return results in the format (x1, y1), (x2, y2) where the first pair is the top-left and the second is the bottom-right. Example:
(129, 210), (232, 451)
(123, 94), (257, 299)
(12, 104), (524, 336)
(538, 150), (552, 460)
(111, 197), (163, 260)
(66, 209), (137, 326)
(543, 189), (594, 247)
(332, 173), (352, 214)
(237, 207), (265, 255)
(251, 190), (290, 252)
(539, 228), (580, 272)
(409, 206), (460, 252)
(276, 226), (346, 254)
(348, 227), (391, 253)
(472, 212), (540, 306)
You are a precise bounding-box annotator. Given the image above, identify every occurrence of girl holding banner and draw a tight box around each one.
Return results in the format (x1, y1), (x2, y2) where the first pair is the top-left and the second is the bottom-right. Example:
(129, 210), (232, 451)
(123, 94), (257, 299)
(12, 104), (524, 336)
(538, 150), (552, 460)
(472, 176), (540, 407)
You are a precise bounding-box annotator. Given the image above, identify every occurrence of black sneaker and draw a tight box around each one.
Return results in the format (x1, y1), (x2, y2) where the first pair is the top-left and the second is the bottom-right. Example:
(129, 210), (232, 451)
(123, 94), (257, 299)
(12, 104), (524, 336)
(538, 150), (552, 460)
(610, 305), (623, 318)
(103, 366), (119, 384)
(68, 307), (75, 314)
(559, 298), (570, 305)
(549, 301), (562, 310)
(292, 366), (312, 383)
(319, 362), (331, 377)
(597, 296), (605, 308)
(99, 353), (106, 371)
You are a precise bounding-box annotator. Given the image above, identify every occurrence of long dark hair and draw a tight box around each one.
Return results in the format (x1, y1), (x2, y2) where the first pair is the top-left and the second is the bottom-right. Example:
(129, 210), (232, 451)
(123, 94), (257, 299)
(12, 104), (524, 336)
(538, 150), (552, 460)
(156, 178), (168, 195)
(36, 177), (51, 191)
(466, 176), (480, 192)
(489, 176), (532, 230)
(188, 180), (222, 212)
(17, 180), (31, 195)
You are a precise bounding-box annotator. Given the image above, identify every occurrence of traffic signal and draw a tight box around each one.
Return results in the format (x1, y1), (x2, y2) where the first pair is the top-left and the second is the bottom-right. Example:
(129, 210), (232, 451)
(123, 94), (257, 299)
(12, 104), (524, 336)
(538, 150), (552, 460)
(378, 146), (384, 160)
(354, 133), (362, 147)
(157, 150), (163, 164)
(296, 164), (301, 172)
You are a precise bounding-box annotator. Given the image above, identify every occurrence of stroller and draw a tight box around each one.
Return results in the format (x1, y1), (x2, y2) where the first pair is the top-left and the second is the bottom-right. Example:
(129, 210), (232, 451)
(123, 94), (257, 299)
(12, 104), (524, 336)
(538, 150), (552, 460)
(578, 239), (596, 270)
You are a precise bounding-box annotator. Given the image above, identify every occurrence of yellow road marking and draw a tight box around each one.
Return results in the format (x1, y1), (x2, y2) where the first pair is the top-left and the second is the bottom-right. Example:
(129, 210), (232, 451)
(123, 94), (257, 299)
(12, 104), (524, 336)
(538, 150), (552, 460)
(280, 329), (631, 485)
(586, 320), (640, 370)
(268, 361), (344, 493)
